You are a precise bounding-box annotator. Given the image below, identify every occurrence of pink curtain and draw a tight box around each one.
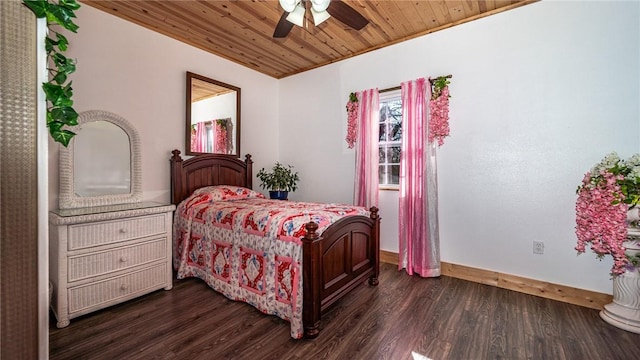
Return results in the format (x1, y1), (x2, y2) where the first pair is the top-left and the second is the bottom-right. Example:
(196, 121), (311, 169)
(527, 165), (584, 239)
(354, 89), (379, 208)
(398, 78), (441, 277)
(192, 121), (207, 152)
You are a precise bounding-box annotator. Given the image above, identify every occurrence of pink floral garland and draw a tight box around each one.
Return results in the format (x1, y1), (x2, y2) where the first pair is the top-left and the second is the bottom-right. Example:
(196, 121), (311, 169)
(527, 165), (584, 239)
(345, 92), (358, 149)
(190, 127), (197, 152)
(215, 122), (228, 153)
(429, 86), (450, 146)
(575, 170), (629, 276)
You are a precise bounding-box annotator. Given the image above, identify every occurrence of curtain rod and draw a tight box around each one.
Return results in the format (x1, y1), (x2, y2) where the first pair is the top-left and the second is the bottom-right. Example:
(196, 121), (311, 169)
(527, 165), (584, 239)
(378, 74), (453, 94)
(379, 86), (401, 94)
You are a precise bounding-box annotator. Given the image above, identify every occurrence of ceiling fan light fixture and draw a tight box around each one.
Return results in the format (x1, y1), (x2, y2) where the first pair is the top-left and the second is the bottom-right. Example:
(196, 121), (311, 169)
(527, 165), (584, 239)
(310, 0), (330, 12)
(279, 0), (299, 13)
(311, 8), (330, 26)
(286, 3), (305, 27)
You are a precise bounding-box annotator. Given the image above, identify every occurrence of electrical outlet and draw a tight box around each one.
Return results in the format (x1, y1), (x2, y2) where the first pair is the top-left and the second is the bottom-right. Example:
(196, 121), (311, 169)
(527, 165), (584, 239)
(533, 241), (544, 255)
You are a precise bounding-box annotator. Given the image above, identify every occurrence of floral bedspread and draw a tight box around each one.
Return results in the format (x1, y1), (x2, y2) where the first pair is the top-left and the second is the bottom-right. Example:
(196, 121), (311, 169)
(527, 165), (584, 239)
(172, 186), (369, 338)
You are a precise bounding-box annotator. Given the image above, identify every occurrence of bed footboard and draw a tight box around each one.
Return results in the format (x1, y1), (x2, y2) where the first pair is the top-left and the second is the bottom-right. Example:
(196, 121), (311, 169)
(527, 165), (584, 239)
(302, 206), (380, 338)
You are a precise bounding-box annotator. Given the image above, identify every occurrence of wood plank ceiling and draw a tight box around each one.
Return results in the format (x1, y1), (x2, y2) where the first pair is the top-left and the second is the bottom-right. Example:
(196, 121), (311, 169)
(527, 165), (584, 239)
(81, 0), (537, 79)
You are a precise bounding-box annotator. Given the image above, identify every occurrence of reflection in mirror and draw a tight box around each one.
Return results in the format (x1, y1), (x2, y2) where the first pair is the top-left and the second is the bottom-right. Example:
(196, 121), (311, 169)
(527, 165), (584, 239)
(186, 71), (241, 157)
(59, 110), (142, 209)
(74, 121), (130, 196)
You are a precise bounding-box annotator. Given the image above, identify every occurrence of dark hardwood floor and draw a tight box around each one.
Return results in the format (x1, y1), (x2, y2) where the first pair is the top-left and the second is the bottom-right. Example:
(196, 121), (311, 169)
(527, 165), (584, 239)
(50, 263), (639, 360)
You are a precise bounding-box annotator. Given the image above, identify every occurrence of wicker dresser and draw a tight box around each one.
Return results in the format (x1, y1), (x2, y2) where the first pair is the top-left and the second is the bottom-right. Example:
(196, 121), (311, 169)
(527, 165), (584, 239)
(49, 202), (175, 328)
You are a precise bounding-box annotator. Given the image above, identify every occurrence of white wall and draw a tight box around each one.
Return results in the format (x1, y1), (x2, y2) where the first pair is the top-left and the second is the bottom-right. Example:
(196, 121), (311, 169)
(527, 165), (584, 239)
(48, 5), (280, 207)
(279, 1), (640, 294)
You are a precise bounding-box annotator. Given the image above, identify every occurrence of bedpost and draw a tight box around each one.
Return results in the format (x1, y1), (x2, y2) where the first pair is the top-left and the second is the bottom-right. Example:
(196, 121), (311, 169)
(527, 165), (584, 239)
(170, 150), (183, 206)
(302, 221), (321, 338)
(369, 206), (380, 286)
(245, 154), (253, 189)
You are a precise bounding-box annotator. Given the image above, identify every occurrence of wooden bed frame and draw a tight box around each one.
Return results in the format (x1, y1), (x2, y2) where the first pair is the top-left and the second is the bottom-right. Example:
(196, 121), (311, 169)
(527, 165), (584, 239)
(169, 150), (380, 338)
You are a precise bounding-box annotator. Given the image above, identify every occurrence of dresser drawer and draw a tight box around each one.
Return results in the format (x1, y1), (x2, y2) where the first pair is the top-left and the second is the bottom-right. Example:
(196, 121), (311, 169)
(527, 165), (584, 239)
(67, 238), (167, 282)
(68, 263), (167, 314)
(68, 214), (166, 250)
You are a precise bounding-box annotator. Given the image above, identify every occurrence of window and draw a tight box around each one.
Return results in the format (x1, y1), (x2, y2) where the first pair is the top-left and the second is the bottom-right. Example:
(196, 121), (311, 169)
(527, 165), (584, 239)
(205, 123), (214, 153)
(378, 90), (402, 188)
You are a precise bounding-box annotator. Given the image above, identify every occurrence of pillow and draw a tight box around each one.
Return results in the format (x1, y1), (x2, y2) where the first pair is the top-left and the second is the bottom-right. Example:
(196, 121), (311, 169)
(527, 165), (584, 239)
(192, 185), (265, 201)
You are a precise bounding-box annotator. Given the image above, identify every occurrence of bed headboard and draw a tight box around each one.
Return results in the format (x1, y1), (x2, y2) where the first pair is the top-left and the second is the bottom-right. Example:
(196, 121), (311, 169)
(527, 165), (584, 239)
(170, 149), (253, 206)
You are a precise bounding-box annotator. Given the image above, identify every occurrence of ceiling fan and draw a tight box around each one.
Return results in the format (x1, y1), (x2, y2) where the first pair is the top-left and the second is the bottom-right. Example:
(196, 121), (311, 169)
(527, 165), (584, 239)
(273, 0), (369, 38)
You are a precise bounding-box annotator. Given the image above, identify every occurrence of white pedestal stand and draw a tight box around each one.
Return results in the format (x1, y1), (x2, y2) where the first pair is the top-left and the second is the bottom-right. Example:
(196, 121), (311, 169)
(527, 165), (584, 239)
(600, 223), (640, 334)
(600, 266), (640, 334)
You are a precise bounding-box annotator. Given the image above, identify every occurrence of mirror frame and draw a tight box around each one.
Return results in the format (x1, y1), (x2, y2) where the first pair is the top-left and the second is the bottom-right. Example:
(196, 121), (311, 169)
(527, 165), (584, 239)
(185, 71), (241, 157)
(59, 110), (142, 209)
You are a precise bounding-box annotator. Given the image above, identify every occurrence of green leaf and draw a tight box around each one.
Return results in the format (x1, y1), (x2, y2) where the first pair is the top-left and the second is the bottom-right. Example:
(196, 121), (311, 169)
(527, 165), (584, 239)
(52, 52), (68, 67)
(51, 53), (76, 75)
(50, 128), (76, 147)
(43, 82), (73, 106)
(42, 82), (64, 103)
(45, 4), (79, 33)
(23, 0), (48, 18)
(62, 19), (79, 33)
(45, 36), (57, 52)
(60, 59), (76, 75)
(62, 81), (74, 97)
(60, 0), (81, 11)
(47, 119), (64, 132)
(55, 32), (68, 51)
(50, 106), (78, 126)
(52, 71), (67, 85)
(46, 5), (71, 24)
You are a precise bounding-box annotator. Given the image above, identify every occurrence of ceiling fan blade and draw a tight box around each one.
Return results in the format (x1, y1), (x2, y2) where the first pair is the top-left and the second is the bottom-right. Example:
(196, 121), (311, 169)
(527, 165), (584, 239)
(273, 11), (294, 38)
(327, 1), (369, 30)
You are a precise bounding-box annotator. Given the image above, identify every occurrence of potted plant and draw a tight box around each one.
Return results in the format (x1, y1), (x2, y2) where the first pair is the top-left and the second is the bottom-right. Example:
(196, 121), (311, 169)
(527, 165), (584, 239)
(256, 162), (299, 200)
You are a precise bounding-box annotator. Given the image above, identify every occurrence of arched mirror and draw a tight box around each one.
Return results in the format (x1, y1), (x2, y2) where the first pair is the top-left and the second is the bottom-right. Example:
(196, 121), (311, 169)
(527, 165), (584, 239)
(186, 71), (241, 157)
(59, 110), (142, 209)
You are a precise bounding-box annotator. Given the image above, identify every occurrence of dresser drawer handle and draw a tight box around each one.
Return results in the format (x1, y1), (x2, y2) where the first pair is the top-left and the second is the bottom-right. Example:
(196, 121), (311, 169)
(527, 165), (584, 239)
(120, 256), (128, 263)
(119, 228), (127, 234)
(120, 284), (128, 291)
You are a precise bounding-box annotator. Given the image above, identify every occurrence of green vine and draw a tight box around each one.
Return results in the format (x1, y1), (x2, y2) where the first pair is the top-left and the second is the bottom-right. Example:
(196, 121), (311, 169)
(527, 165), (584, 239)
(23, 0), (80, 146)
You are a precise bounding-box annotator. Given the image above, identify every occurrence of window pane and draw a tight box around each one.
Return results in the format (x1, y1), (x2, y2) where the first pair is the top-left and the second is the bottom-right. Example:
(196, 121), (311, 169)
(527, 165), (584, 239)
(390, 146), (401, 163)
(379, 104), (388, 121)
(388, 100), (402, 120)
(378, 147), (385, 163)
(391, 165), (400, 185)
(379, 165), (387, 184)
(390, 122), (402, 141)
(379, 123), (387, 142)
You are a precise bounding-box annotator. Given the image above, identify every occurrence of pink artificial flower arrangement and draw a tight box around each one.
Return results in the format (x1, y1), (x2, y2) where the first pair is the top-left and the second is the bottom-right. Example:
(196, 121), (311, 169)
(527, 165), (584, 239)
(429, 76), (451, 146)
(214, 121), (227, 153)
(575, 152), (640, 276)
(345, 92), (358, 149)
(429, 86), (450, 146)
